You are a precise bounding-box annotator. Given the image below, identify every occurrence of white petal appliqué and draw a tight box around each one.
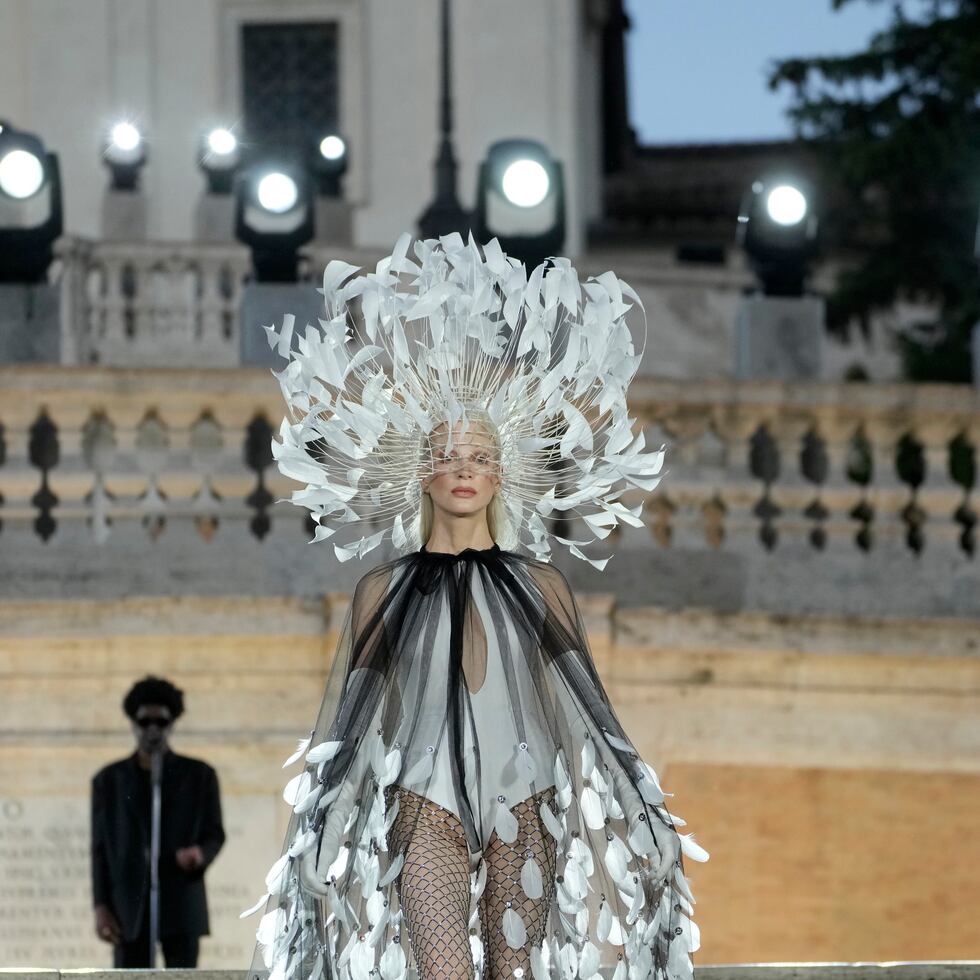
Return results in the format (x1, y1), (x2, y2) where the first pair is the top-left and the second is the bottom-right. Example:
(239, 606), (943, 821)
(540, 799), (565, 843)
(282, 735), (312, 768)
(562, 858), (589, 900)
(239, 892), (269, 919)
(680, 833), (710, 862)
(282, 771), (311, 807)
(580, 786), (605, 830)
(495, 800), (519, 843)
(568, 836), (594, 876)
(579, 941), (600, 978)
(531, 944), (550, 980)
(503, 907), (527, 949)
(306, 739), (342, 764)
(628, 817), (657, 857)
(379, 940), (407, 980)
(402, 750), (435, 786)
(516, 744), (537, 782)
(379, 851), (405, 888)
(604, 832), (632, 884)
(521, 857), (543, 899)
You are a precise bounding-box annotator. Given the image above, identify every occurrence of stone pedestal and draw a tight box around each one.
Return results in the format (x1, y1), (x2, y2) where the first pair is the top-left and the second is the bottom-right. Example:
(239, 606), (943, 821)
(239, 283), (326, 368)
(194, 195), (236, 243)
(734, 293), (825, 379)
(100, 192), (147, 241)
(312, 198), (353, 246)
(0, 285), (61, 363)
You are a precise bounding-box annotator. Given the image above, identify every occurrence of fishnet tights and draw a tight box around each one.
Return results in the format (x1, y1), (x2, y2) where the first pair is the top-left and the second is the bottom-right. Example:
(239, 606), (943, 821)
(386, 787), (557, 980)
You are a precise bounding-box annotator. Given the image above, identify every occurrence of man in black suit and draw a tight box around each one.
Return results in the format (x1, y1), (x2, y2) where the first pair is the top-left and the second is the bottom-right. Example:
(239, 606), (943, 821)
(91, 675), (226, 967)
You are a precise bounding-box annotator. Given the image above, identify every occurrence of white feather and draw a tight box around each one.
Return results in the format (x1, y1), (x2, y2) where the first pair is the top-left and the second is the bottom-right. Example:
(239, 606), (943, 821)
(568, 836), (595, 876)
(516, 744), (537, 782)
(495, 800), (519, 843)
(562, 858), (589, 900)
(628, 817), (657, 857)
(557, 941), (578, 980)
(503, 907), (527, 949)
(521, 857), (543, 899)
(531, 944), (550, 980)
(580, 786), (606, 831)
(349, 937), (374, 980)
(604, 832), (632, 884)
(402, 750), (435, 786)
(680, 833), (710, 862)
(579, 942), (600, 978)
(282, 771), (311, 807)
(282, 735), (312, 768)
(379, 852), (405, 888)
(540, 799), (565, 843)
(306, 740), (342, 764)
(239, 892), (269, 919)
(379, 940), (406, 980)
(581, 739), (595, 780)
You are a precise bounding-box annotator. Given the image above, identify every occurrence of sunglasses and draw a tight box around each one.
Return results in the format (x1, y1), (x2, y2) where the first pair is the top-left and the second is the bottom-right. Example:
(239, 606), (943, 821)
(135, 716), (172, 729)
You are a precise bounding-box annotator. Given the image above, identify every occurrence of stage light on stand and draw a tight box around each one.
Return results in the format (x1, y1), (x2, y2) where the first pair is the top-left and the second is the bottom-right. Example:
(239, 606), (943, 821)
(234, 160), (313, 282)
(501, 159), (550, 208)
(313, 133), (348, 197)
(733, 175), (824, 381)
(737, 176), (817, 297)
(0, 122), (63, 284)
(474, 138), (565, 269)
(199, 127), (240, 194)
(766, 184), (808, 227)
(103, 121), (146, 191)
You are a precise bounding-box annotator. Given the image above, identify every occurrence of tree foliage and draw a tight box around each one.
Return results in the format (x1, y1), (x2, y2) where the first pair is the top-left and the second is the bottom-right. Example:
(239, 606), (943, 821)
(769, 0), (980, 381)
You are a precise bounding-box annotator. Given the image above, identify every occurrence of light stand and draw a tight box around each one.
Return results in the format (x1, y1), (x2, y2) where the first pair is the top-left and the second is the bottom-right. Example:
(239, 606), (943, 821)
(148, 748), (163, 967)
(417, 0), (470, 239)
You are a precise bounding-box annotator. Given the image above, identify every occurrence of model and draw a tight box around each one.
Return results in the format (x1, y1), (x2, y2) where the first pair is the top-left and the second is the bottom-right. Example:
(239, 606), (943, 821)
(244, 233), (708, 980)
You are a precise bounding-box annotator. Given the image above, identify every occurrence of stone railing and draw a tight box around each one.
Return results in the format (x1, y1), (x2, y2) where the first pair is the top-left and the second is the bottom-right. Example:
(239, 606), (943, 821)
(631, 376), (980, 557)
(0, 368), (977, 560)
(56, 238), (252, 368)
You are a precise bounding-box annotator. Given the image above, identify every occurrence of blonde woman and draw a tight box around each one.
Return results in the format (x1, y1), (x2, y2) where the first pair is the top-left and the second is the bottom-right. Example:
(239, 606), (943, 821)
(248, 236), (707, 980)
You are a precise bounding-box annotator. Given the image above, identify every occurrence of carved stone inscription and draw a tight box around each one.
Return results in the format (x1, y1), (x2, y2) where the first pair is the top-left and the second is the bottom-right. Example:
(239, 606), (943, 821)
(0, 794), (280, 968)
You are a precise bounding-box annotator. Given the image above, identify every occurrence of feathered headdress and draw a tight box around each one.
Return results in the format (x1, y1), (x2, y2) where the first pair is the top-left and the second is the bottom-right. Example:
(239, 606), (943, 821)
(266, 232), (665, 569)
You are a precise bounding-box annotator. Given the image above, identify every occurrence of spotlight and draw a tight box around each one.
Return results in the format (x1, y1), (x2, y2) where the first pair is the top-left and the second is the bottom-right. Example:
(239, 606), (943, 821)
(234, 160), (313, 282)
(199, 126), (241, 194)
(474, 139), (565, 269)
(103, 121), (146, 191)
(0, 122), (63, 283)
(313, 133), (348, 197)
(737, 176), (818, 296)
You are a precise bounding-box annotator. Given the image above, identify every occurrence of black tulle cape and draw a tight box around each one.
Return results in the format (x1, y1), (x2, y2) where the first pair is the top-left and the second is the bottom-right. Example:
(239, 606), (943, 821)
(248, 544), (704, 980)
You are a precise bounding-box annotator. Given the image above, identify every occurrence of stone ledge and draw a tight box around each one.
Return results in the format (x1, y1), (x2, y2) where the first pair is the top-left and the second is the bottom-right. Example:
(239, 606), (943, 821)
(2, 963), (979, 980)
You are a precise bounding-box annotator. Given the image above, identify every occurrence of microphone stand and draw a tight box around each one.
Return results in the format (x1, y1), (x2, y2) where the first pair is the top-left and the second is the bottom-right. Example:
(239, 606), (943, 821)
(149, 748), (163, 967)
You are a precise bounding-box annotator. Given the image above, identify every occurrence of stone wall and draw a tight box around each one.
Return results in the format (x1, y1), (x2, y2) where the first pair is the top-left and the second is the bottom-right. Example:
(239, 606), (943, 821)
(1, 593), (978, 968)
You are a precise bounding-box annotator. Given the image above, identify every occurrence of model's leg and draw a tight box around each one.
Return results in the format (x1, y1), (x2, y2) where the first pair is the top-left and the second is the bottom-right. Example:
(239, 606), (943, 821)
(386, 787), (476, 980)
(481, 789), (557, 979)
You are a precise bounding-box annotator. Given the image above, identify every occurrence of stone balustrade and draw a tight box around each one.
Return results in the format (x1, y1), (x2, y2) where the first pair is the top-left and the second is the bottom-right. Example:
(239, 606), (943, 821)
(0, 368), (977, 555)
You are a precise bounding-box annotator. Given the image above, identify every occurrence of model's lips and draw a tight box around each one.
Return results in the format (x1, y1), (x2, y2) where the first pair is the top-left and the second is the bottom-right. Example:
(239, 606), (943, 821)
(452, 488), (477, 497)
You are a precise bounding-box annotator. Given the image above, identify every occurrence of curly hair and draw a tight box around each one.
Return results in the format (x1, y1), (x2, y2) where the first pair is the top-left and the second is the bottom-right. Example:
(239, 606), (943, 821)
(122, 675), (185, 721)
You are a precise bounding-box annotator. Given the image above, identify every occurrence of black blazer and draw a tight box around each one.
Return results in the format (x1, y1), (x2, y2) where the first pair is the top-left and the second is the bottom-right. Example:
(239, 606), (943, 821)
(91, 751), (226, 941)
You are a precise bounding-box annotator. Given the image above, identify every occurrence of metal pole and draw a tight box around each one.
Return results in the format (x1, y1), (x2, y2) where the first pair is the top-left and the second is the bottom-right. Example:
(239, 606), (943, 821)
(149, 749), (162, 967)
(418, 0), (469, 238)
